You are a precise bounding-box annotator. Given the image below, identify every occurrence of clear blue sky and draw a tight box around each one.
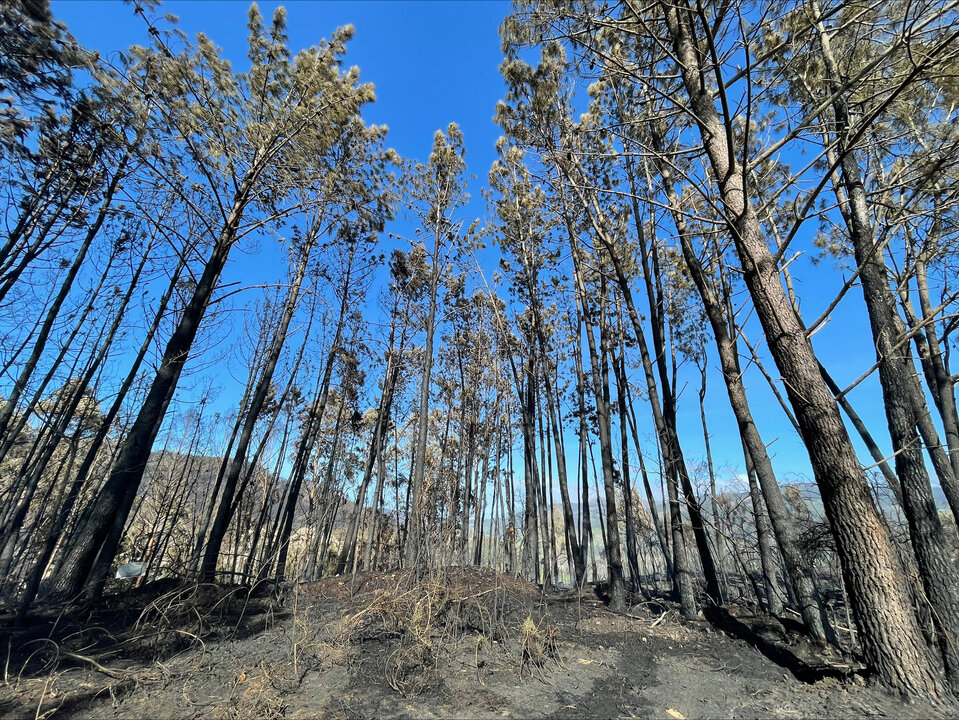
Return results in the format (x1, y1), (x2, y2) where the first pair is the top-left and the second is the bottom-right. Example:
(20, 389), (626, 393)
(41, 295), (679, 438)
(52, 0), (511, 181)
(49, 0), (902, 496)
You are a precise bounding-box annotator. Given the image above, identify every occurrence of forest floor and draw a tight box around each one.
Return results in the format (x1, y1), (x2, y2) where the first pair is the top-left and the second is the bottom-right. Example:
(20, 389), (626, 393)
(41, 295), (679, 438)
(0, 568), (953, 719)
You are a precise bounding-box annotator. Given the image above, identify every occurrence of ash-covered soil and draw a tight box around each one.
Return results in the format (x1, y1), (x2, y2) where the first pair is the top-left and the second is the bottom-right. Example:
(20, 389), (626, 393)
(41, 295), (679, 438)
(0, 569), (952, 719)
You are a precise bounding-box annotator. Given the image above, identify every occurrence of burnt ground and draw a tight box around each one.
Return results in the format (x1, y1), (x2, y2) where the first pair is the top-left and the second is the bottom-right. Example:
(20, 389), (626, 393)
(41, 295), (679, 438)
(0, 569), (953, 719)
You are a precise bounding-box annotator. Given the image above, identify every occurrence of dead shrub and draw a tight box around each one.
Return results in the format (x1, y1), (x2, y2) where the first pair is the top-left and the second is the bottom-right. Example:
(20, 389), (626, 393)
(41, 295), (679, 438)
(386, 640), (436, 697)
(131, 583), (242, 657)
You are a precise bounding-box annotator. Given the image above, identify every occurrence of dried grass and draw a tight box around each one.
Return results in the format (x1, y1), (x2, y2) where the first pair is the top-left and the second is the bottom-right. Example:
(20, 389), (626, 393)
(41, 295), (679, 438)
(519, 615), (558, 677)
(211, 661), (287, 720)
(330, 568), (559, 697)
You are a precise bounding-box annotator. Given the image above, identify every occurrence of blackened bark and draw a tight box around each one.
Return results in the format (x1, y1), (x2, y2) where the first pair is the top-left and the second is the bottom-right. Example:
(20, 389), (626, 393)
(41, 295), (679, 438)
(200, 233), (315, 581)
(51, 175), (255, 601)
(651, 130), (830, 641)
(815, 14), (959, 689)
(659, 1), (944, 696)
(570, 242), (626, 611)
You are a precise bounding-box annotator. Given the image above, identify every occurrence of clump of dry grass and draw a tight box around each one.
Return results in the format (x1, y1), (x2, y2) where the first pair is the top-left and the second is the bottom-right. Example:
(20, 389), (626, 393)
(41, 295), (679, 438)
(211, 662), (287, 720)
(2, 581), (288, 719)
(519, 615), (558, 677)
(386, 638), (436, 696)
(334, 577), (448, 697)
(331, 568), (559, 697)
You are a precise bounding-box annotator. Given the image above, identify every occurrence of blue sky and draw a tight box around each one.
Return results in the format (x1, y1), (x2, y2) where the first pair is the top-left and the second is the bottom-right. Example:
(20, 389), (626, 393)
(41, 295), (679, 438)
(53, 0), (511, 183)
(48, 0), (902, 494)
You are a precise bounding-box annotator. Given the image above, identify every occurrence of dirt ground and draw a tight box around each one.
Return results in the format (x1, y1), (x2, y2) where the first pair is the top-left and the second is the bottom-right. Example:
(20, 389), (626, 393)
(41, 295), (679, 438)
(0, 569), (953, 719)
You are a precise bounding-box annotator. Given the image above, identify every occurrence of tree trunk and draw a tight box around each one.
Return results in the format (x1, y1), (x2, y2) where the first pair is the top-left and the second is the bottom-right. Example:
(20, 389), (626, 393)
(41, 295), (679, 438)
(574, 332), (593, 588)
(405, 263), (441, 575)
(0, 151), (129, 462)
(659, 1), (945, 696)
(814, 12), (959, 689)
(200, 233), (316, 580)
(650, 128), (831, 641)
(613, 320), (643, 589)
(570, 244), (626, 611)
(340, 349), (399, 574)
(744, 445), (784, 616)
(51, 174), (256, 602)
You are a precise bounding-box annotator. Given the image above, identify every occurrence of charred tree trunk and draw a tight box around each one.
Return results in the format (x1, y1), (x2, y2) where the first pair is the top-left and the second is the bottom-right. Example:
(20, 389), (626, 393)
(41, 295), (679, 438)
(659, 1), (945, 696)
(570, 244), (626, 611)
(814, 13), (959, 689)
(200, 235), (316, 581)
(51, 174), (257, 602)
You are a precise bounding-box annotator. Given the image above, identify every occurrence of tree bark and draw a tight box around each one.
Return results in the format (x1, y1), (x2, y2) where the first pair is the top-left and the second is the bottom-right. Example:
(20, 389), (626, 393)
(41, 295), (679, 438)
(51, 173), (257, 602)
(570, 242), (626, 611)
(813, 10), (959, 689)
(658, 1), (945, 697)
(200, 230), (316, 581)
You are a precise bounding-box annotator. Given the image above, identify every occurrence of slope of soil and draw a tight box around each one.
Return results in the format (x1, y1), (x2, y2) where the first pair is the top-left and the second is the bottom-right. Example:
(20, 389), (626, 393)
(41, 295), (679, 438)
(0, 569), (952, 719)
